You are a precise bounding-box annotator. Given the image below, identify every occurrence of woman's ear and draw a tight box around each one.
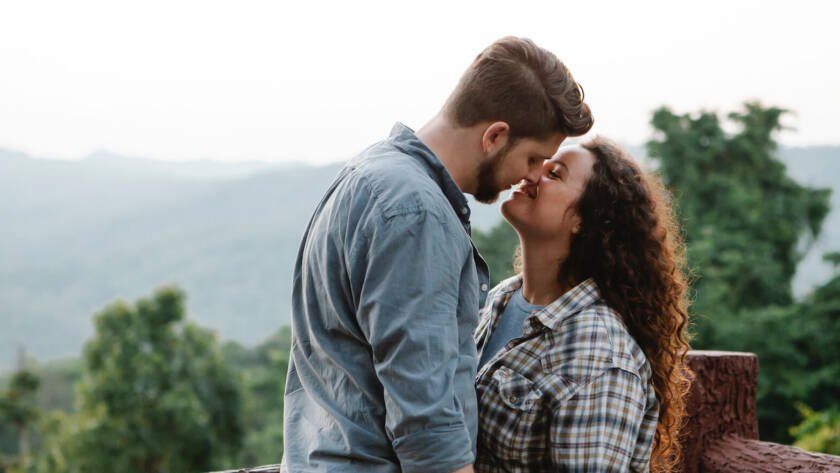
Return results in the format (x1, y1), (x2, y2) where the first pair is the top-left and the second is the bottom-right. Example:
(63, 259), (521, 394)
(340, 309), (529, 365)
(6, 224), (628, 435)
(571, 213), (583, 235)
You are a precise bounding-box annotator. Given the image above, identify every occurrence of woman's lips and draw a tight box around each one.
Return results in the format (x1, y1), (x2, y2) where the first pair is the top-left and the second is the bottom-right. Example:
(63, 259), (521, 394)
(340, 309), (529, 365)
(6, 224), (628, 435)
(512, 186), (537, 199)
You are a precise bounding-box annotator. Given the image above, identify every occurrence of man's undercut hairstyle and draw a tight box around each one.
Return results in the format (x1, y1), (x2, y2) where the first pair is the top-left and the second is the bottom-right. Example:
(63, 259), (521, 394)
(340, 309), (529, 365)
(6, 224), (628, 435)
(444, 36), (594, 141)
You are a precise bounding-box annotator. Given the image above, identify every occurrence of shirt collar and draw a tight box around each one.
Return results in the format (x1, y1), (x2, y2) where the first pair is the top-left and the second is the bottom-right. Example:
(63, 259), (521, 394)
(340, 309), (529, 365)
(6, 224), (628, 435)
(388, 122), (472, 227)
(495, 275), (602, 333)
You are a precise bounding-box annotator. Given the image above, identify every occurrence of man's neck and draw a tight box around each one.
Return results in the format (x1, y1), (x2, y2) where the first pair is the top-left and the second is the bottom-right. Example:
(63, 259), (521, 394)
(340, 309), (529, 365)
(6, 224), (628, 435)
(416, 114), (480, 195)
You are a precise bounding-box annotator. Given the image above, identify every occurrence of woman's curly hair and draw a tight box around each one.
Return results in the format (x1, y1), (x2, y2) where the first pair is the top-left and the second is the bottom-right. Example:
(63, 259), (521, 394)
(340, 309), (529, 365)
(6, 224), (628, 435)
(565, 137), (692, 472)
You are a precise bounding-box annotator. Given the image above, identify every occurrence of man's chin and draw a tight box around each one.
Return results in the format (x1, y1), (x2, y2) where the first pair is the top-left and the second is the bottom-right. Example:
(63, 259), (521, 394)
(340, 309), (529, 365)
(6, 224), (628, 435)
(473, 191), (501, 204)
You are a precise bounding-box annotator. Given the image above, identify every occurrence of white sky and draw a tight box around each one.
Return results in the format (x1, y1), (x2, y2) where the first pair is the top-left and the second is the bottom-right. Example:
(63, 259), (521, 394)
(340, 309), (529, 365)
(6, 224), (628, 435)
(1, 0), (838, 164)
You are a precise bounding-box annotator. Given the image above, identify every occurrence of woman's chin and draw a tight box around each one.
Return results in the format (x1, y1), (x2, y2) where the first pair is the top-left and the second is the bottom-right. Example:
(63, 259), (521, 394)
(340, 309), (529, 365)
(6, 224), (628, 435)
(500, 204), (527, 230)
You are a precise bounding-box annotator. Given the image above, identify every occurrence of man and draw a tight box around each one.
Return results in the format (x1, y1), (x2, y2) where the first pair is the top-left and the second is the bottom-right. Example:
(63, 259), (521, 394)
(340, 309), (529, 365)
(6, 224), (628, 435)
(282, 37), (593, 473)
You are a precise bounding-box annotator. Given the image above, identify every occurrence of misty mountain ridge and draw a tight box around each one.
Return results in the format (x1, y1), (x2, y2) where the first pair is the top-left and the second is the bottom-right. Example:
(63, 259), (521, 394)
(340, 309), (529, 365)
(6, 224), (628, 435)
(1, 145), (838, 370)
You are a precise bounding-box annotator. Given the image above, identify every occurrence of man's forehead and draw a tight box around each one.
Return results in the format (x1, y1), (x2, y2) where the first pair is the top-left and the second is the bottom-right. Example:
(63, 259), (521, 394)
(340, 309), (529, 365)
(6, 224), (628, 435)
(522, 133), (566, 155)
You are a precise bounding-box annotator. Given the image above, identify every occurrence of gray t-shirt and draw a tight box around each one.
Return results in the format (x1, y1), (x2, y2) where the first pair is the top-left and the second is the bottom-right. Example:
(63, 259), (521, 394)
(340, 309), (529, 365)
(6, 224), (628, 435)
(478, 287), (544, 369)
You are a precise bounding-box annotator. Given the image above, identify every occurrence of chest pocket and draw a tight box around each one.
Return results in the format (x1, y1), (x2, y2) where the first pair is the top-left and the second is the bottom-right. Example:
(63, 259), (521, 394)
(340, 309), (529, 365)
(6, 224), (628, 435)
(496, 367), (542, 410)
(478, 366), (548, 465)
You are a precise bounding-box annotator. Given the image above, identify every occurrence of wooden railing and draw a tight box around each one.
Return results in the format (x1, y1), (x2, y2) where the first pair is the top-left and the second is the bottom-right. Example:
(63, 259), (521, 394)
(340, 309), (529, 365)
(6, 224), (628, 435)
(214, 351), (840, 473)
(680, 351), (840, 472)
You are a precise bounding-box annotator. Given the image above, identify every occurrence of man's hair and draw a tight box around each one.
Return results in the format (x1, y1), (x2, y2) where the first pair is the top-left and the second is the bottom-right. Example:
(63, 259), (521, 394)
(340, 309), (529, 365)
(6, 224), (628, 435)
(443, 36), (594, 140)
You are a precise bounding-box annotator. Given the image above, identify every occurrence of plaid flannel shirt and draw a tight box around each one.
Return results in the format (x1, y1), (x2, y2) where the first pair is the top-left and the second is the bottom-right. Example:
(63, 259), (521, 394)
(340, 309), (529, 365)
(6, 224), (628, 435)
(473, 275), (659, 472)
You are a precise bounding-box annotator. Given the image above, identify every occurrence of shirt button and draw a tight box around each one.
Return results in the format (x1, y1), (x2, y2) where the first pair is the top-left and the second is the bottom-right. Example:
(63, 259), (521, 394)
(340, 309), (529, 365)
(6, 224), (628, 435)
(480, 283), (488, 292)
(461, 207), (469, 215)
(508, 395), (518, 404)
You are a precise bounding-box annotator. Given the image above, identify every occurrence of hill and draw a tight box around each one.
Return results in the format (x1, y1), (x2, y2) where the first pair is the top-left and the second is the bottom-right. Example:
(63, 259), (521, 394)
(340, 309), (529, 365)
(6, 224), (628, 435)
(0, 149), (501, 368)
(1, 145), (837, 369)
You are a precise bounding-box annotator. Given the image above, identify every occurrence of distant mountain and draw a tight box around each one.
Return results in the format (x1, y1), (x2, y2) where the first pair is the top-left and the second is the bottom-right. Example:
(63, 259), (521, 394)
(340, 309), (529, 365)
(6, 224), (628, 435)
(1, 146), (838, 369)
(0, 149), (502, 369)
(79, 150), (284, 181)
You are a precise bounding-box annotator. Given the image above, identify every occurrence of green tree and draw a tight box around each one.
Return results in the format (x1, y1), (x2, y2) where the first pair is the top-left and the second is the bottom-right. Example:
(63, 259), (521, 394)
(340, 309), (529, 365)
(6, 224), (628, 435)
(0, 370), (40, 471)
(222, 327), (291, 466)
(716, 281), (840, 444)
(647, 102), (831, 345)
(648, 102), (835, 442)
(824, 251), (840, 274)
(791, 404), (840, 455)
(473, 220), (519, 286)
(66, 287), (243, 473)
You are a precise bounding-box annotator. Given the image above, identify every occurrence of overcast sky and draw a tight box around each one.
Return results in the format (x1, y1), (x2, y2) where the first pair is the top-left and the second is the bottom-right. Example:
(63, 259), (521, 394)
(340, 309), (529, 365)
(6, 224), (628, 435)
(1, 0), (838, 164)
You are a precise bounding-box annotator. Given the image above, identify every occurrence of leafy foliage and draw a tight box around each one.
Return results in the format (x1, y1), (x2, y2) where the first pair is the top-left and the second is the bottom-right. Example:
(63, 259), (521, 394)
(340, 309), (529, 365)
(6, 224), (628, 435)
(791, 404), (840, 455)
(0, 370), (41, 471)
(66, 287), (243, 473)
(646, 103), (836, 442)
(0, 321), (291, 472)
(221, 327), (291, 466)
(647, 103), (831, 340)
(473, 220), (519, 286)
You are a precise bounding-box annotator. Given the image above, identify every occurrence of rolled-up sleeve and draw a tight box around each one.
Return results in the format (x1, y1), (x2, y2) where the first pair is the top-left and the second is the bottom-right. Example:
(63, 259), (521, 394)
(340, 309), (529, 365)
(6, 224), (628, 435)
(355, 208), (474, 473)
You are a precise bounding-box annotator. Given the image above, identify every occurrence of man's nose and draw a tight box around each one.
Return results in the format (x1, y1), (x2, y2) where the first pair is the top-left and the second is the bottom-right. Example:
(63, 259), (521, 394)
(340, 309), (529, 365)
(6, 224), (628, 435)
(523, 167), (542, 184)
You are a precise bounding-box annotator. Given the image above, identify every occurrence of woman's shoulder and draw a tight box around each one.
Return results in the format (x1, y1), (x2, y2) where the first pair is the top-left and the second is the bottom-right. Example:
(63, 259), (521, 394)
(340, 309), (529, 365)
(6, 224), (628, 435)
(544, 301), (652, 385)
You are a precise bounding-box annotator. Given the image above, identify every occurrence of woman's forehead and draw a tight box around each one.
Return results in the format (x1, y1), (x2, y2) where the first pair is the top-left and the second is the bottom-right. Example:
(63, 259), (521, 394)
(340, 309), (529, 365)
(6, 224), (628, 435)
(550, 145), (595, 169)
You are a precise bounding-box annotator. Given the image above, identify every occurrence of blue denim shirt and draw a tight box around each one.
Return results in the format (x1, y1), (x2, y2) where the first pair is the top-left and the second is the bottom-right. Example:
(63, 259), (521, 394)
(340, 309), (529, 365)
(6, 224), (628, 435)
(283, 123), (490, 473)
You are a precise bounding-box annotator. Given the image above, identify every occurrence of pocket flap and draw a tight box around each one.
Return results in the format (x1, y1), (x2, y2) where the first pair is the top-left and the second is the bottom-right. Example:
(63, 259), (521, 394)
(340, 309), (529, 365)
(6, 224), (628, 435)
(493, 367), (543, 410)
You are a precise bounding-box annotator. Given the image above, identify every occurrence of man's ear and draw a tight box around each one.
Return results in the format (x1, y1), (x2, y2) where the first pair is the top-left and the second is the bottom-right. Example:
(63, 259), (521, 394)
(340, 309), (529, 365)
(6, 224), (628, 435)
(481, 121), (510, 154)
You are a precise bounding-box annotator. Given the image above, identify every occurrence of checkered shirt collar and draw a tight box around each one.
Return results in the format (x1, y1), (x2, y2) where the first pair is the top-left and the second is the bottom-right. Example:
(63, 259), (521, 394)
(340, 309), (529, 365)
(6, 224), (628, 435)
(493, 274), (602, 333)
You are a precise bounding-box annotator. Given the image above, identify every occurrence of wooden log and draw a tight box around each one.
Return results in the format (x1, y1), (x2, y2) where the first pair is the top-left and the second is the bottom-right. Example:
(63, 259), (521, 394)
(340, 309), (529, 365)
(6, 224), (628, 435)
(679, 351), (759, 473)
(703, 436), (840, 473)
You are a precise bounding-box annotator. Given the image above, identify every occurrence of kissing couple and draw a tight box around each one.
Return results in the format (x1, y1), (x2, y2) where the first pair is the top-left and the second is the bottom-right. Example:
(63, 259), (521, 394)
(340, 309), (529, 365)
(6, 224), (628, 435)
(281, 36), (691, 473)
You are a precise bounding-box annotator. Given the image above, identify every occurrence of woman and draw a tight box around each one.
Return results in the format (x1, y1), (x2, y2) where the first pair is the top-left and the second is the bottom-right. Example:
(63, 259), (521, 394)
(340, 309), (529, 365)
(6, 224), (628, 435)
(474, 137), (691, 472)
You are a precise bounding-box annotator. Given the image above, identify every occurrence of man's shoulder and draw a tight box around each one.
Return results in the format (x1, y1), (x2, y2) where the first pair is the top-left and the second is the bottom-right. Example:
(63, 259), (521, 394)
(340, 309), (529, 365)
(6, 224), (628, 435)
(344, 142), (455, 222)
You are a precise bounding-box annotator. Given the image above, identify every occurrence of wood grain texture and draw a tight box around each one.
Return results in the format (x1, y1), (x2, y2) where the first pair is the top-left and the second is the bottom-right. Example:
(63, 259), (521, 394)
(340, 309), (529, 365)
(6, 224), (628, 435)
(679, 351), (759, 473)
(703, 436), (840, 473)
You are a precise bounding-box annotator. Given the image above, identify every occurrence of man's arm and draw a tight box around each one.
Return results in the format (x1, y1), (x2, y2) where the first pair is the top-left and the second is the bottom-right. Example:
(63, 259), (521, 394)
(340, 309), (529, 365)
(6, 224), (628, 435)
(354, 209), (475, 473)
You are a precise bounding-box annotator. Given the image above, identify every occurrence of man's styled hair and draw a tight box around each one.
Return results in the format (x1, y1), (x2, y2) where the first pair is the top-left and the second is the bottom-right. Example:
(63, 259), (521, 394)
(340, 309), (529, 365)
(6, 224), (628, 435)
(443, 36), (594, 141)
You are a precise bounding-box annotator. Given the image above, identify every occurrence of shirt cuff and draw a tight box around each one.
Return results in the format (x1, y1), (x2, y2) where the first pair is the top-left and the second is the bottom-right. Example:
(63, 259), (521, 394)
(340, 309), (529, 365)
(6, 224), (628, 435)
(392, 424), (475, 473)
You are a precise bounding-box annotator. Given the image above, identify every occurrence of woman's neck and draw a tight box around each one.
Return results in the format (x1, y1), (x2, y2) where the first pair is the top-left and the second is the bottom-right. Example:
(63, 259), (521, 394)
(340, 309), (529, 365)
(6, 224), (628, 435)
(519, 240), (575, 306)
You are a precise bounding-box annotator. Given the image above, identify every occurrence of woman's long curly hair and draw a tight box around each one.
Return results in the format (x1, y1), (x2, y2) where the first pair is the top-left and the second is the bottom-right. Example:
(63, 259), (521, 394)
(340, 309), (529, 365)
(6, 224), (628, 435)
(566, 137), (692, 472)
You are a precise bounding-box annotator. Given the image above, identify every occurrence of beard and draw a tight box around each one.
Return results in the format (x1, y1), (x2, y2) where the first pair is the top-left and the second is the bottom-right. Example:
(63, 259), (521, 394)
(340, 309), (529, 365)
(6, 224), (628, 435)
(473, 146), (509, 204)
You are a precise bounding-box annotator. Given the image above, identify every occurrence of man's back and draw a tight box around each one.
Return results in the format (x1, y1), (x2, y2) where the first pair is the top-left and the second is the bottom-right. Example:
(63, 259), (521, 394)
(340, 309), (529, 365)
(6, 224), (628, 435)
(283, 124), (488, 473)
